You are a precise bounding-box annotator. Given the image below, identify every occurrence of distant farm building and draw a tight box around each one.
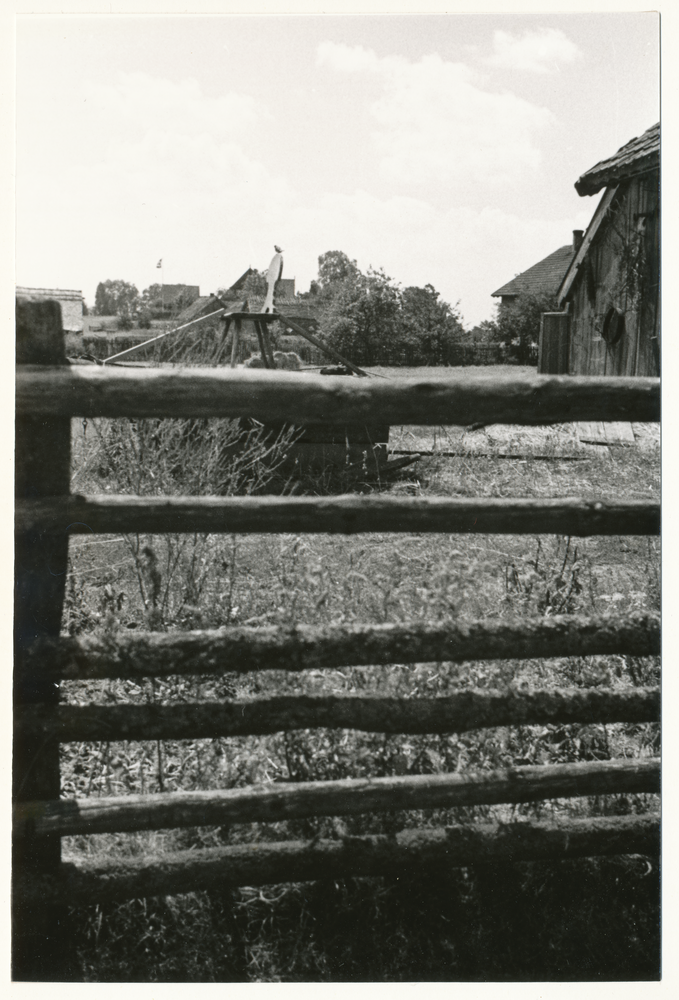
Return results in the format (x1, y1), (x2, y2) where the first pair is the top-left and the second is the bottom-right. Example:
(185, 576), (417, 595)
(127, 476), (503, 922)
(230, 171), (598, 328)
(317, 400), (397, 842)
(175, 293), (227, 326)
(151, 284), (200, 317)
(15, 286), (84, 332)
(176, 276), (317, 328)
(552, 122), (660, 377)
(244, 278), (317, 322)
(491, 234), (583, 308)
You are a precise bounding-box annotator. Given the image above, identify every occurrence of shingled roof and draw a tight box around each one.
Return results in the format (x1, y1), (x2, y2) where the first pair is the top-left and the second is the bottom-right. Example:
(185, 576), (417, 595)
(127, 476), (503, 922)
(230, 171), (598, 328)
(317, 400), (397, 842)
(175, 293), (226, 325)
(491, 244), (576, 300)
(574, 122), (659, 197)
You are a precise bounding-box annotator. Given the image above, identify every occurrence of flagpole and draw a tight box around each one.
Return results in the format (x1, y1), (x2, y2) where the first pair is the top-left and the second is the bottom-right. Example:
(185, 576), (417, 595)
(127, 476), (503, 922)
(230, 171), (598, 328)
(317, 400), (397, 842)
(156, 258), (165, 319)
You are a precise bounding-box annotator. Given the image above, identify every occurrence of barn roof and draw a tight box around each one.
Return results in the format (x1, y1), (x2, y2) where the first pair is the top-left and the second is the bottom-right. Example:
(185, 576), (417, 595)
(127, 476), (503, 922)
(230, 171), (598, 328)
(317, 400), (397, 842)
(175, 293), (226, 325)
(16, 286), (83, 301)
(226, 268), (255, 293)
(574, 122), (660, 197)
(491, 245), (575, 299)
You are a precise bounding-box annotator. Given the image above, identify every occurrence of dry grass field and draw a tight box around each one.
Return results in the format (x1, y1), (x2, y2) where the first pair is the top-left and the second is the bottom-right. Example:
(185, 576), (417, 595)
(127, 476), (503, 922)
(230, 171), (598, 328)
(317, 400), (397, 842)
(60, 365), (659, 982)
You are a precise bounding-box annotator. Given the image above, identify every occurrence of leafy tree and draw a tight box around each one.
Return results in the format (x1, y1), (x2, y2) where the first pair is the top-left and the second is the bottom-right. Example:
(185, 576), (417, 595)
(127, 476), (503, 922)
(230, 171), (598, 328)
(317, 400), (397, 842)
(317, 265), (403, 366)
(317, 250), (361, 291)
(484, 292), (560, 365)
(466, 320), (505, 344)
(140, 283), (163, 309)
(117, 311), (134, 331)
(94, 280), (140, 317)
(400, 284), (465, 365)
(312, 252), (468, 366)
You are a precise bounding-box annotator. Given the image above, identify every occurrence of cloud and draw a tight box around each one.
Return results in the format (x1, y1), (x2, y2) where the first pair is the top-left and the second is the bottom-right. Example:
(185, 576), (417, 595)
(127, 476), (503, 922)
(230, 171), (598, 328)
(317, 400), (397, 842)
(89, 71), (261, 139)
(317, 42), (552, 187)
(485, 28), (582, 74)
(16, 71), (290, 296)
(16, 67), (589, 328)
(317, 41), (379, 74)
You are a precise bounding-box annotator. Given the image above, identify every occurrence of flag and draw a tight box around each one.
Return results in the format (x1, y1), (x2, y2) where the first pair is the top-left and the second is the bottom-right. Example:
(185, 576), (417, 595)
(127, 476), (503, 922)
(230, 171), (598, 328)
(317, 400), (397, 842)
(156, 259), (163, 268)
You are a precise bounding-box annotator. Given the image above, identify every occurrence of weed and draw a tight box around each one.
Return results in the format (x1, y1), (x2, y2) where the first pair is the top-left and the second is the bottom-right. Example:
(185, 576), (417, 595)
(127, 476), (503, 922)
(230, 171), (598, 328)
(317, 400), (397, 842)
(57, 365), (660, 981)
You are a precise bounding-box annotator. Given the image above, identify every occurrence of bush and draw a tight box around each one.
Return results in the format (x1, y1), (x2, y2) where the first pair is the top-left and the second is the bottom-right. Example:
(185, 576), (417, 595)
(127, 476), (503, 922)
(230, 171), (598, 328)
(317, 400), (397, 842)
(484, 292), (560, 366)
(117, 312), (134, 331)
(307, 252), (468, 367)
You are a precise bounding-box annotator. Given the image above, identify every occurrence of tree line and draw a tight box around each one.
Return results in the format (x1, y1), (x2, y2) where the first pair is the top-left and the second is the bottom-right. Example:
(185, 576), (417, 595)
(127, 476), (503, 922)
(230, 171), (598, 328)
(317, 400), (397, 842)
(297, 251), (554, 367)
(93, 280), (198, 329)
(92, 253), (554, 366)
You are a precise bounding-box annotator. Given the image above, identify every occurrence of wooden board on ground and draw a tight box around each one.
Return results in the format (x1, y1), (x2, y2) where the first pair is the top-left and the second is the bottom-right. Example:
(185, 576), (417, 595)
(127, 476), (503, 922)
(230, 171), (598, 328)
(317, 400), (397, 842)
(577, 421), (609, 445)
(605, 422), (636, 447)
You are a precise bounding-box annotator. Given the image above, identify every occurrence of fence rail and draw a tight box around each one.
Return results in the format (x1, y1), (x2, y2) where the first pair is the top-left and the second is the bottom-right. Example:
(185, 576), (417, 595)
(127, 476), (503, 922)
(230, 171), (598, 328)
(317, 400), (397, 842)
(19, 686), (659, 743)
(18, 815), (660, 907)
(19, 494), (660, 537)
(15, 758), (659, 839)
(22, 612), (660, 679)
(13, 299), (660, 980)
(17, 365), (659, 423)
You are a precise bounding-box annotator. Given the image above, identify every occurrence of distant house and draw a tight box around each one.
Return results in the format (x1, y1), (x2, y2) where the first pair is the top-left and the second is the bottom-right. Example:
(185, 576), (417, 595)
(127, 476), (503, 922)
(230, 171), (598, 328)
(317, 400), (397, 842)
(16, 286), (84, 332)
(554, 122), (660, 376)
(491, 235), (583, 308)
(175, 293), (227, 326)
(176, 275), (317, 328)
(154, 284), (200, 314)
(229, 275), (318, 322)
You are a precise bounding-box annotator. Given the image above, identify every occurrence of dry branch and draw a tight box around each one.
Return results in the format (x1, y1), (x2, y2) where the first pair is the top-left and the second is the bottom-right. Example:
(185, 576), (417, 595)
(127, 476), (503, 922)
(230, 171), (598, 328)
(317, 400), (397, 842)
(19, 815), (659, 905)
(17, 494), (660, 537)
(24, 613), (660, 680)
(18, 687), (659, 743)
(14, 758), (659, 838)
(16, 367), (660, 424)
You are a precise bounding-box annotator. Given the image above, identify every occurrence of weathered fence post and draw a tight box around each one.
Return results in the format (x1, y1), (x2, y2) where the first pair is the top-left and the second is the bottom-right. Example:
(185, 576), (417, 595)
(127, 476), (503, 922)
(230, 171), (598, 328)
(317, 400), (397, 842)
(13, 298), (73, 980)
(539, 312), (570, 375)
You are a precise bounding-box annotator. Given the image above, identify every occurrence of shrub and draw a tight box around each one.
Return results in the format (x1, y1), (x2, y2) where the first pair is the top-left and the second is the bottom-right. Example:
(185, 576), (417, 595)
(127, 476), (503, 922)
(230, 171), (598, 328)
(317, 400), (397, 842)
(484, 292), (560, 366)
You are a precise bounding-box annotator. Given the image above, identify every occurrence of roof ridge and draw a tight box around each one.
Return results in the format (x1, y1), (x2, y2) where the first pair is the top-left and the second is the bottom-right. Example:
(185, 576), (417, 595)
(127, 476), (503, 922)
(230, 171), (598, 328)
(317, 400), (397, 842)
(491, 244), (575, 299)
(575, 122), (659, 196)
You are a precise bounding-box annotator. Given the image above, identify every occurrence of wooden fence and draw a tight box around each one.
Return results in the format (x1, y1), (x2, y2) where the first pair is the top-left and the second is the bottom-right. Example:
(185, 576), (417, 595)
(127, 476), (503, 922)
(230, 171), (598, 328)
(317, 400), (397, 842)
(13, 299), (661, 979)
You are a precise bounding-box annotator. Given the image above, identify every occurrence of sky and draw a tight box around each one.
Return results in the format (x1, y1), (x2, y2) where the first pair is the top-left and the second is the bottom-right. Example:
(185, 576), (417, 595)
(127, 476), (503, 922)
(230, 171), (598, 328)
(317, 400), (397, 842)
(15, 12), (659, 328)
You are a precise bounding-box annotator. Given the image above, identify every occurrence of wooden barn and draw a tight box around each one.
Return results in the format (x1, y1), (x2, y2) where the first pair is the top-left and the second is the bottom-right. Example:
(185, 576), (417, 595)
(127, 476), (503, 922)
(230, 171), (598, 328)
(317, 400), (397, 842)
(544, 123), (659, 377)
(15, 286), (84, 333)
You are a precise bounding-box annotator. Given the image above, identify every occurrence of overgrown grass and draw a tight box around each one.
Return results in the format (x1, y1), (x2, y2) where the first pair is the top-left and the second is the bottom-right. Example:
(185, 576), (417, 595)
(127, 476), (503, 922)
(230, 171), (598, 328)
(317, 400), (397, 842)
(58, 365), (660, 982)
(72, 858), (660, 982)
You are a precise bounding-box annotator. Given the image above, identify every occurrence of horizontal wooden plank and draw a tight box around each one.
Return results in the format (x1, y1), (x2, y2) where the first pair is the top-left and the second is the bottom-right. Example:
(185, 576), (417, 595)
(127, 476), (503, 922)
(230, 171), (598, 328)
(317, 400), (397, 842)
(14, 759), (660, 838)
(17, 494), (660, 537)
(18, 815), (660, 904)
(23, 613), (660, 680)
(16, 367), (660, 424)
(18, 687), (659, 742)
(605, 422), (637, 446)
(577, 421), (609, 445)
